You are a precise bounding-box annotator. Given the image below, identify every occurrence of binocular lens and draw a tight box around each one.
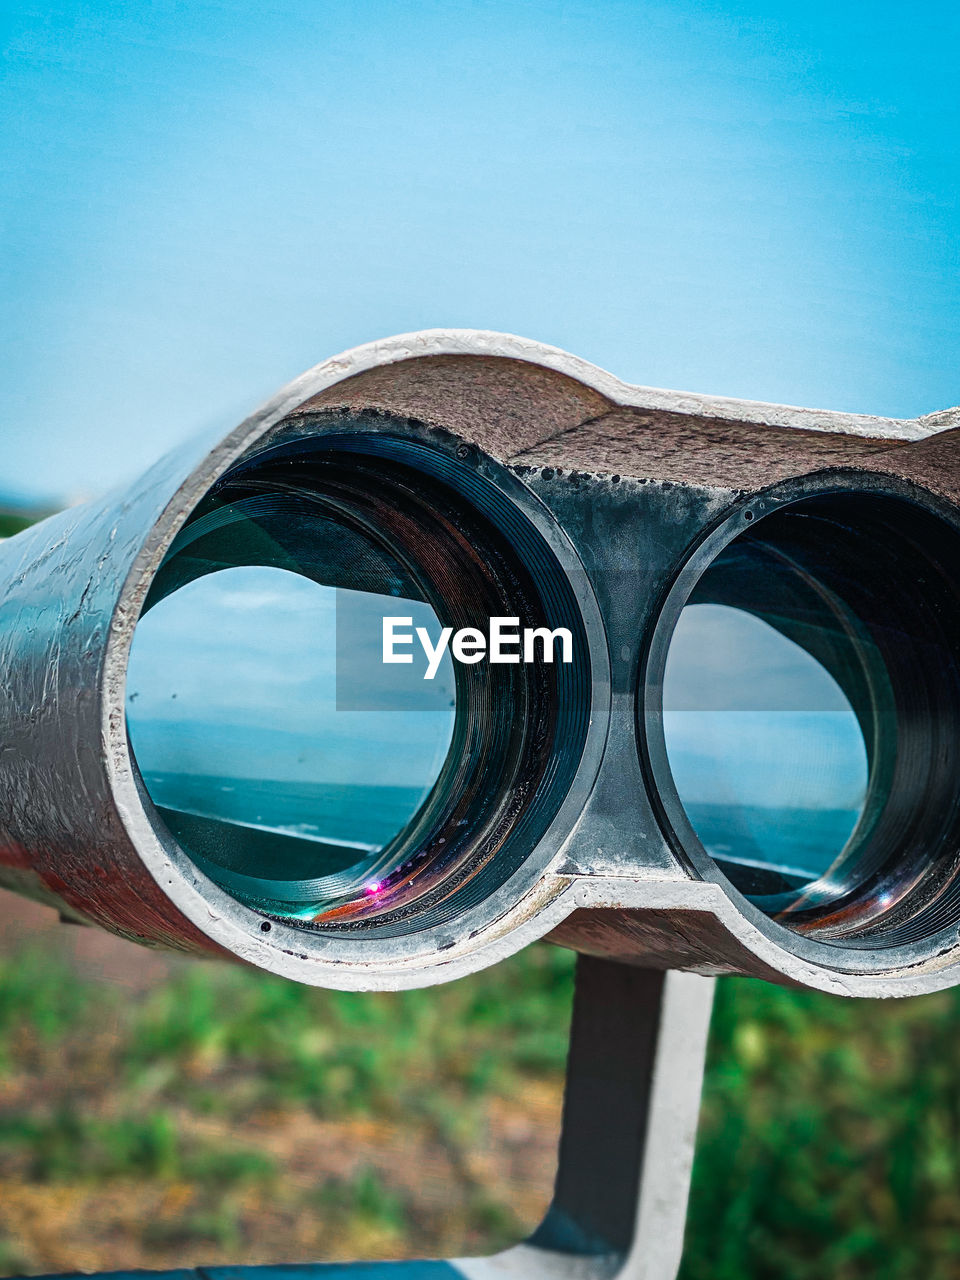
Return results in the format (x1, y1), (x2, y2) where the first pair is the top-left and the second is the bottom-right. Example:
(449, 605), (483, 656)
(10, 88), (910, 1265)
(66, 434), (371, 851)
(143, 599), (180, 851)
(125, 437), (589, 933)
(127, 500), (458, 920)
(659, 492), (960, 946)
(664, 600), (869, 899)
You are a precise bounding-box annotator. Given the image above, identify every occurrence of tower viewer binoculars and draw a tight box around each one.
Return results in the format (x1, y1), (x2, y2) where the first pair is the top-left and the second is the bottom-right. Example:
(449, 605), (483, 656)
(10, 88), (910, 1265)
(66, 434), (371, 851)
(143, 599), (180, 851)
(1, 328), (960, 1000)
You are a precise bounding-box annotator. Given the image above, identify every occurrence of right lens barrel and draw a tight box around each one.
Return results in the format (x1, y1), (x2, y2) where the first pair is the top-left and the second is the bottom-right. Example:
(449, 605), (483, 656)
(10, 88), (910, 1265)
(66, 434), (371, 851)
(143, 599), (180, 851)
(659, 490), (960, 950)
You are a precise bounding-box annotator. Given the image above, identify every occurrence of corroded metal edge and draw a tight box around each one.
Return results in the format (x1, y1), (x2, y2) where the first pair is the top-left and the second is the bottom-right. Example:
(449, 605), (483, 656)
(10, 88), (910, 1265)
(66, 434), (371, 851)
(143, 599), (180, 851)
(217, 327), (954, 443)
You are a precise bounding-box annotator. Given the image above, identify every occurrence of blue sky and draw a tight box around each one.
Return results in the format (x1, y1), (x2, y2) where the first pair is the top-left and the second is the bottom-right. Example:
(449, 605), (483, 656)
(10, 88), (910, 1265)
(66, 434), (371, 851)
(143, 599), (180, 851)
(663, 604), (868, 811)
(2, 1), (958, 503)
(127, 567), (456, 788)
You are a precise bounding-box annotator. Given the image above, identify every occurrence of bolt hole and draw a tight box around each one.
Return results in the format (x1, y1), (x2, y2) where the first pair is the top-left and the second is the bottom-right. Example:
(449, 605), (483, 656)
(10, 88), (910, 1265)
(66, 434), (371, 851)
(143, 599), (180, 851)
(743, 509), (755, 522)
(260, 920), (272, 933)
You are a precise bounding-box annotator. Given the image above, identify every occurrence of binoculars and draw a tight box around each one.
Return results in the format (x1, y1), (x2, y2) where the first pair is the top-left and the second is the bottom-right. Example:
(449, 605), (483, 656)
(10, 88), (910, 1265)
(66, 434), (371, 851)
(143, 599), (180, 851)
(3, 327), (959, 997)
(2, 329), (959, 1278)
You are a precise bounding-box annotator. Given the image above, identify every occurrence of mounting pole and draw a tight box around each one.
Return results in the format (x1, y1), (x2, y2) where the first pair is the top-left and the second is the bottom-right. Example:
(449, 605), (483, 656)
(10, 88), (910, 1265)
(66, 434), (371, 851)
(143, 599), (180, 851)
(511, 956), (717, 1280)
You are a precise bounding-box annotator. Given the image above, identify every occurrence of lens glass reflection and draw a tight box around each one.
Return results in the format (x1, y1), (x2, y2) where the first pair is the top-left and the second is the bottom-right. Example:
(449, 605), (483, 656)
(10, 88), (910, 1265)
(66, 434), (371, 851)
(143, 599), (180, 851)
(664, 602), (869, 899)
(659, 513), (892, 921)
(127, 500), (456, 920)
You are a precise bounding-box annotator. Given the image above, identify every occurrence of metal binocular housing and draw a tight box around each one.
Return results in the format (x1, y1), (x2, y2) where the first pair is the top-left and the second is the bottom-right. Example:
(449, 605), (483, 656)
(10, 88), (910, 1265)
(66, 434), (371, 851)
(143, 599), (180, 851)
(2, 328), (960, 1000)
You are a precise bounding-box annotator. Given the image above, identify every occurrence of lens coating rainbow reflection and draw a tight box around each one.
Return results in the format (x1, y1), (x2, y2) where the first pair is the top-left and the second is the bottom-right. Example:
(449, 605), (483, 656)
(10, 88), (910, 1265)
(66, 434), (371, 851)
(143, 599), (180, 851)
(126, 500), (456, 920)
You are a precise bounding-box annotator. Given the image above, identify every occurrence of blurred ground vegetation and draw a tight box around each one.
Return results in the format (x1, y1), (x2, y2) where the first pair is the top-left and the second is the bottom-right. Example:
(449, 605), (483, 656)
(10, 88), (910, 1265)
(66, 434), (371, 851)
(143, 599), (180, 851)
(0, 517), (30, 538)
(0, 897), (567, 1274)
(1, 895), (960, 1279)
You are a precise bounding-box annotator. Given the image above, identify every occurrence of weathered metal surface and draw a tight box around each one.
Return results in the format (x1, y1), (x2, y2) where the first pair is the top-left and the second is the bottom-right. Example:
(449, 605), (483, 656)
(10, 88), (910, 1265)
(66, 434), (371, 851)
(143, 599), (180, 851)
(293, 354), (615, 459)
(508, 407), (912, 491)
(1, 329), (959, 995)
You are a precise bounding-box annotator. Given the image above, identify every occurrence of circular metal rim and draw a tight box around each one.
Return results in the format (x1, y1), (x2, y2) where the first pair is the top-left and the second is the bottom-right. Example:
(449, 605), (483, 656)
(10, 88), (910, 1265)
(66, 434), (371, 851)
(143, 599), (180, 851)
(106, 413), (610, 984)
(640, 467), (960, 977)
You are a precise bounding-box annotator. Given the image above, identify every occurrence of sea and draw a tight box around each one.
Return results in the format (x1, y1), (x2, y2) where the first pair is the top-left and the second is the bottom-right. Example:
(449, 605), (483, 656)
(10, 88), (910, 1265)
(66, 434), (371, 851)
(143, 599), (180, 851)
(141, 772), (861, 893)
(684, 801), (862, 886)
(141, 771), (426, 857)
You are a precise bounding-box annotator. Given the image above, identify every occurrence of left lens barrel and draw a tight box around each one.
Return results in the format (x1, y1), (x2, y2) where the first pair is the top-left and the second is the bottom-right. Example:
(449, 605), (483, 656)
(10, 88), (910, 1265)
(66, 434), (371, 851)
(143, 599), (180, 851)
(0, 394), (598, 984)
(126, 434), (592, 932)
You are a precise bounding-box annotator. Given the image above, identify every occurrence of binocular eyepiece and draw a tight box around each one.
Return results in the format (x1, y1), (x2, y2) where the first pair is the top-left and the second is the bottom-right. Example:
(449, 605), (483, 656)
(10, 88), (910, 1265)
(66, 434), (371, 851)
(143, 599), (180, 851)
(2, 330), (959, 997)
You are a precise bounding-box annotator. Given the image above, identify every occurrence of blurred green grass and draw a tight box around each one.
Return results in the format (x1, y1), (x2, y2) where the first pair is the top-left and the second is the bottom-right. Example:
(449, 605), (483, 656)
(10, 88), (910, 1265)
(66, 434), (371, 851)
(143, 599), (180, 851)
(0, 934), (573, 1272)
(686, 979), (960, 1280)
(0, 940), (572, 1145)
(2, 933), (960, 1277)
(0, 513), (35, 538)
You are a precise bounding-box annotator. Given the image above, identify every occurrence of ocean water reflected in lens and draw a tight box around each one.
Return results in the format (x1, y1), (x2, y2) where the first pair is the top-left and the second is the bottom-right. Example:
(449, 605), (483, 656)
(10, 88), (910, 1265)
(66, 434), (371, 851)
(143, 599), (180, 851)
(663, 603), (869, 900)
(127, 565), (455, 917)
